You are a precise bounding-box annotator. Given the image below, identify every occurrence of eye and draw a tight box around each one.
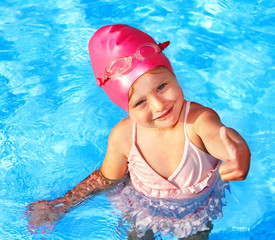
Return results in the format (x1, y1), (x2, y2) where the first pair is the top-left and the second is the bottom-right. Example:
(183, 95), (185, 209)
(134, 99), (146, 108)
(157, 83), (167, 91)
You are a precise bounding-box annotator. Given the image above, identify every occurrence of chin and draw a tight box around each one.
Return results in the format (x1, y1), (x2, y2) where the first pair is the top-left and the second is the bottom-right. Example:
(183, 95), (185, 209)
(154, 116), (180, 129)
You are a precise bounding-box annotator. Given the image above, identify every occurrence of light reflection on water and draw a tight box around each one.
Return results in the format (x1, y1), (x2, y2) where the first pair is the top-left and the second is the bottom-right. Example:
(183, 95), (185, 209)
(0, 0), (274, 239)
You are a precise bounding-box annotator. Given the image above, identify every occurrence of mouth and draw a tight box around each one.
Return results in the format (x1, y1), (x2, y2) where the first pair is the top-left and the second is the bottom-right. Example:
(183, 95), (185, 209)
(154, 107), (173, 120)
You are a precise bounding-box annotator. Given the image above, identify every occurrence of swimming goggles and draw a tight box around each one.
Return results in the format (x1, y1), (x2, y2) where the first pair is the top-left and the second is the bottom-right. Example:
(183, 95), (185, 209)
(96, 41), (170, 87)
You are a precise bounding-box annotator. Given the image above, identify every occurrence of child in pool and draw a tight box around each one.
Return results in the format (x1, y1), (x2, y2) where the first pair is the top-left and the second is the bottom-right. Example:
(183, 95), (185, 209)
(27, 24), (250, 239)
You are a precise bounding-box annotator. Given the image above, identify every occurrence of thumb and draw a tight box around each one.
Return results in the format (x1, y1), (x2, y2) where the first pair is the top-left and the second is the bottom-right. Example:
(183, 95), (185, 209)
(219, 126), (236, 160)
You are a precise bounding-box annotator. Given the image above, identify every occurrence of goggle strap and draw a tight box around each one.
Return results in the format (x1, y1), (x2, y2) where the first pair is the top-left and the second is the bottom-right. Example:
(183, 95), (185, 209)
(158, 41), (170, 51)
(96, 77), (111, 87)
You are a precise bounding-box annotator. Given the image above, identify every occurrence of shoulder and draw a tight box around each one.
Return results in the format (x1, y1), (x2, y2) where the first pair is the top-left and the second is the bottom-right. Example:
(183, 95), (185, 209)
(188, 101), (221, 125)
(101, 117), (132, 179)
(185, 101), (223, 151)
(108, 117), (133, 156)
(188, 101), (223, 137)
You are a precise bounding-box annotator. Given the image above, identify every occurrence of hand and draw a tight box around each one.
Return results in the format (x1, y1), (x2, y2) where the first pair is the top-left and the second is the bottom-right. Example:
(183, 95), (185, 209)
(26, 199), (66, 228)
(218, 126), (250, 181)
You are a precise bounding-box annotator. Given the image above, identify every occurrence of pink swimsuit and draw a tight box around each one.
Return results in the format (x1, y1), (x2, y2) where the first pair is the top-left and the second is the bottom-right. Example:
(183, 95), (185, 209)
(128, 100), (220, 199)
(107, 101), (229, 238)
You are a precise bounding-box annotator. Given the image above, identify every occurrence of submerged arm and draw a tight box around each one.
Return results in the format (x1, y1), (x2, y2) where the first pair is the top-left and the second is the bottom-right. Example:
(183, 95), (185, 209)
(27, 169), (121, 227)
(27, 120), (130, 227)
(55, 169), (120, 209)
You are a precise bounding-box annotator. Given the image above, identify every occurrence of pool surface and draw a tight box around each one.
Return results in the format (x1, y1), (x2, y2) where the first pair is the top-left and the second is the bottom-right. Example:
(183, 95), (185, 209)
(0, 0), (274, 239)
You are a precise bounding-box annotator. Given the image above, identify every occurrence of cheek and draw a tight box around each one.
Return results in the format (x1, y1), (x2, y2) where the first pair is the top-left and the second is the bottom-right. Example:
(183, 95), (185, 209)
(130, 110), (151, 123)
(177, 88), (184, 99)
(173, 83), (184, 98)
(166, 87), (183, 100)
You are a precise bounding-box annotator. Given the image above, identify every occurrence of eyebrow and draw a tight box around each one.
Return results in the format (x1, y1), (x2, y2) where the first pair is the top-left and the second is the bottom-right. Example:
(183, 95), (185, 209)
(128, 72), (170, 103)
(128, 88), (134, 102)
(128, 91), (142, 105)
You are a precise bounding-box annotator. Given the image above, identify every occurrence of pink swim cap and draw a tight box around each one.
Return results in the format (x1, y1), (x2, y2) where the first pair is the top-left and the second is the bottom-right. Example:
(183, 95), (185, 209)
(88, 24), (174, 112)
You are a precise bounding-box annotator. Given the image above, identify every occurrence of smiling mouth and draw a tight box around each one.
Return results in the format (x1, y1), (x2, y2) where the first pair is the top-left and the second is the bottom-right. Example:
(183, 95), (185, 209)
(154, 107), (173, 120)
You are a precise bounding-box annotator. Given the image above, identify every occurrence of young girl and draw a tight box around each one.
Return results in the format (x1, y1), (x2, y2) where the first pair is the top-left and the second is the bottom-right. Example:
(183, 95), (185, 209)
(27, 24), (250, 239)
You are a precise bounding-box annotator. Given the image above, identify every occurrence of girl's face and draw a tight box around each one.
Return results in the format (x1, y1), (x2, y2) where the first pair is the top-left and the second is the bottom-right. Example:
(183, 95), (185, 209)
(128, 67), (184, 129)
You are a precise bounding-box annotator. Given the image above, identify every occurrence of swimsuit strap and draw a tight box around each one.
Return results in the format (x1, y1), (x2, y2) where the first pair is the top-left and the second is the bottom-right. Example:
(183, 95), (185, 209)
(132, 121), (137, 144)
(183, 100), (191, 139)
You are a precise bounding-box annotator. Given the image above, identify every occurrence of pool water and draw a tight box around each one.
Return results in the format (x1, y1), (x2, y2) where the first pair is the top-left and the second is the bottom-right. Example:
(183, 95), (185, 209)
(0, 0), (274, 239)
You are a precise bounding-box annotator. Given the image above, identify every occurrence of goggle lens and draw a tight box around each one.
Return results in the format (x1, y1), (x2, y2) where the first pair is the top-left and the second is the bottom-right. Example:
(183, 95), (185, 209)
(137, 44), (159, 60)
(106, 57), (131, 77)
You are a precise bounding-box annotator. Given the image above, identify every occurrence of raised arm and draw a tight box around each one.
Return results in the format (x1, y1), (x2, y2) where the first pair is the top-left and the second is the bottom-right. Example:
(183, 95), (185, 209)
(192, 105), (251, 182)
(27, 119), (130, 227)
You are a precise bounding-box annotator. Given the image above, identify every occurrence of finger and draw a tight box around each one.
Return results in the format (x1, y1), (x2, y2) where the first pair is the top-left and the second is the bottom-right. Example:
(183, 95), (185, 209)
(219, 161), (239, 176)
(219, 161), (247, 181)
(46, 224), (55, 230)
(220, 171), (245, 181)
(28, 224), (38, 234)
(220, 126), (231, 146)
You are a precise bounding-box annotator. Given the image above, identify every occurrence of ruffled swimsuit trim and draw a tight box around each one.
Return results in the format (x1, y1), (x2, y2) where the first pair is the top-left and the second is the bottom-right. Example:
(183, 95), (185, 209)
(128, 161), (221, 199)
(107, 175), (229, 238)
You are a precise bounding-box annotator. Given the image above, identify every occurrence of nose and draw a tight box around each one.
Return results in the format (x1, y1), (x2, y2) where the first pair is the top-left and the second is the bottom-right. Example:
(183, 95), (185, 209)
(149, 96), (165, 112)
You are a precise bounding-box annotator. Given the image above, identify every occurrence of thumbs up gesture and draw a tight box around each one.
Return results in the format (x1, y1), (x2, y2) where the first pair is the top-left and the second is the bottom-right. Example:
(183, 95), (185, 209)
(218, 126), (251, 181)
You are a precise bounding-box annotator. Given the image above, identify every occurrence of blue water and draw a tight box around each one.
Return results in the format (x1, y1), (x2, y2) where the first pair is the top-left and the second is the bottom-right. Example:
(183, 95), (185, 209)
(0, 0), (274, 239)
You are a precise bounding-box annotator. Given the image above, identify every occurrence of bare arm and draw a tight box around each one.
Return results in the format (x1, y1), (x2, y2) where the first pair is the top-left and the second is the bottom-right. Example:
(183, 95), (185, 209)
(193, 106), (251, 181)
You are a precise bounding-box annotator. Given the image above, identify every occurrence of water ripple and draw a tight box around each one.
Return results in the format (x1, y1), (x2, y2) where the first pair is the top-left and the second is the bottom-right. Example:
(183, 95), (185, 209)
(0, 0), (274, 239)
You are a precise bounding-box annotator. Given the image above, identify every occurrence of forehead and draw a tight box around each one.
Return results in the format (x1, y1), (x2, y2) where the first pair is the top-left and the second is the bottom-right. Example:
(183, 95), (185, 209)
(129, 66), (175, 99)
(134, 66), (174, 86)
